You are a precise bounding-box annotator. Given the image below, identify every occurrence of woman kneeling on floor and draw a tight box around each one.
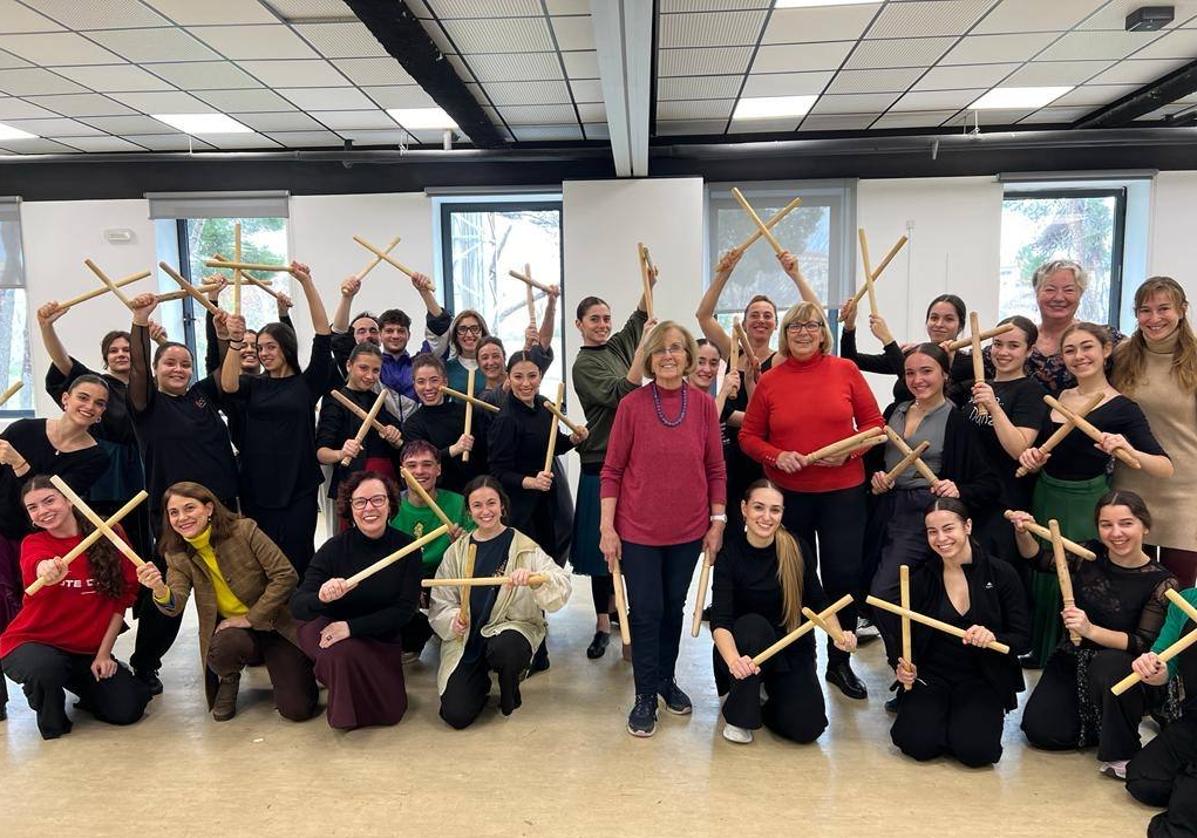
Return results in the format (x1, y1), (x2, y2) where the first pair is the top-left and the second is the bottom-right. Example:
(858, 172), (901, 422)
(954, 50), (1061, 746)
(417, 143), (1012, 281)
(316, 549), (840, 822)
(429, 476), (570, 729)
(711, 479), (856, 745)
(137, 481), (318, 723)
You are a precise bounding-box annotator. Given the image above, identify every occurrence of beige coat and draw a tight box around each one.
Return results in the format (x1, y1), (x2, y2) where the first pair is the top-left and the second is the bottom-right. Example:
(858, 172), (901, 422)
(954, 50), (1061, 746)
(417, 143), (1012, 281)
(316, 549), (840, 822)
(429, 529), (571, 695)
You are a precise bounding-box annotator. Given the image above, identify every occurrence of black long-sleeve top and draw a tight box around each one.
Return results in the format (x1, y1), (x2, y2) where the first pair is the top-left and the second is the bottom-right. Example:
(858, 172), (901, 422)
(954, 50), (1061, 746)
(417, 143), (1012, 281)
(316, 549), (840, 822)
(877, 545), (1030, 709)
(315, 385), (404, 499)
(840, 329), (974, 405)
(963, 376), (1047, 509)
(1031, 540), (1176, 656)
(0, 419), (110, 540)
(710, 530), (827, 662)
(401, 399), (488, 494)
(205, 311), (295, 450)
(223, 333), (333, 508)
(128, 323), (239, 510)
(1034, 395), (1167, 481)
(290, 525), (421, 641)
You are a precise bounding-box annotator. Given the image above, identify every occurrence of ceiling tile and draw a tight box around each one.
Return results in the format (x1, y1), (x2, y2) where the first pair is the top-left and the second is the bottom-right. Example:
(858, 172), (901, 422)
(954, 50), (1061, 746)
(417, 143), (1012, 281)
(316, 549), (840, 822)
(660, 46), (754, 76)
(7, 116), (103, 136)
(730, 116), (797, 133)
(24, 93), (137, 116)
(0, 67), (87, 95)
(128, 133), (215, 151)
(1039, 30), (1156, 61)
(22, 0), (170, 29)
(867, 0), (991, 38)
(741, 71), (832, 97)
(843, 37), (954, 69)
(89, 28), (221, 63)
(891, 88), (987, 111)
(914, 62), (1019, 90)
(561, 50), (598, 78)
(55, 64), (175, 92)
(293, 22), (390, 59)
(0, 53), (31, 70)
(826, 67), (921, 94)
(1042, 83), (1139, 106)
(232, 111), (326, 131)
(310, 109), (398, 130)
(263, 130), (341, 147)
(973, 0), (1101, 34)
(237, 59), (350, 87)
(870, 109), (960, 128)
(151, 61), (262, 90)
(547, 0), (589, 12)
(962, 108), (1035, 125)
(141, 0), (278, 26)
(750, 42), (854, 73)
(332, 58), (416, 86)
(1079, 0), (1194, 31)
(1087, 58), (1190, 85)
(0, 32), (123, 66)
(1128, 28), (1197, 59)
(467, 52), (562, 81)
(1017, 106), (1094, 123)
(569, 78), (602, 102)
(662, 0), (772, 10)
(336, 128), (409, 144)
(512, 123), (583, 141)
(811, 92), (900, 114)
(0, 96), (59, 118)
(498, 103), (578, 123)
(577, 102), (604, 121)
(259, 0), (355, 21)
(428, 0), (542, 15)
(188, 25), (319, 60)
(109, 89), (216, 112)
(60, 135), (147, 152)
(444, 54), (472, 79)
(941, 32), (1058, 64)
(0, 137), (80, 153)
(79, 114), (174, 134)
(657, 99), (733, 120)
(582, 121), (606, 140)
(204, 132), (282, 149)
(549, 16), (594, 51)
(656, 118), (730, 136)
(278, 86), (376, 110)
(1008, 60), (1113, 87)
(762, 5), (879, 44)
(660, 10), (767, 47)
(441, 18), (554, 52)
(0, 0), (62, 34)
(194, 88), (297, 112)
(361, 85), (438, 109)
(657, 75), (742, 100)
(798, 113), (877, 131)
(482, 79), (573, 106)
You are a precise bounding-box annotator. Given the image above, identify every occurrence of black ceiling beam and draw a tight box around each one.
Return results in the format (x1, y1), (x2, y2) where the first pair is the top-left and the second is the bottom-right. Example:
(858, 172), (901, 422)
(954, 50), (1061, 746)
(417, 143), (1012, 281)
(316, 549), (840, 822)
(341, 0), (506, 149)
(1073, 58), (1197, 130)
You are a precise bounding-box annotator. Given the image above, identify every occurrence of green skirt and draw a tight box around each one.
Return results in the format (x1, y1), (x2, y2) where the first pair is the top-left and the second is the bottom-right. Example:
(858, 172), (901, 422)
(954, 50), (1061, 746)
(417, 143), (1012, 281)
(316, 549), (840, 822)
(1027, 472), (1108, 664)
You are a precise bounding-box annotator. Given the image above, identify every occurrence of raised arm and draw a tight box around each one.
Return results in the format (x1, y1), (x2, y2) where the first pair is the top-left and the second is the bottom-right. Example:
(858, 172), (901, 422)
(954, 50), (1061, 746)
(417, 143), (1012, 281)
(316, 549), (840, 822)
(777, 250), (822, 307)
(127, 293), (159, 413)
(330, 276), (360, 334)
(695, 250), (741, 359)
(36, 303), (72, 377)
(538, 283), (559, 350)
(220, 313), (245, 394)
(290, 262), (330, 336)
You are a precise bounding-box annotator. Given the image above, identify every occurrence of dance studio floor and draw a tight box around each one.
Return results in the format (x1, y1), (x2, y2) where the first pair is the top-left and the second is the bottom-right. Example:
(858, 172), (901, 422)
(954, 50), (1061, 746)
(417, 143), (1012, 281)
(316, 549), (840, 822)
(0, 578), (1158, 837)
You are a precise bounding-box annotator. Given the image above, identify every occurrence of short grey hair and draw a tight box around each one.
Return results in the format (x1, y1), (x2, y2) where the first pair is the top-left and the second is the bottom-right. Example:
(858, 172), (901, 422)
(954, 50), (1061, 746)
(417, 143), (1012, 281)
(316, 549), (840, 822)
(1032, 259), (1089, 293)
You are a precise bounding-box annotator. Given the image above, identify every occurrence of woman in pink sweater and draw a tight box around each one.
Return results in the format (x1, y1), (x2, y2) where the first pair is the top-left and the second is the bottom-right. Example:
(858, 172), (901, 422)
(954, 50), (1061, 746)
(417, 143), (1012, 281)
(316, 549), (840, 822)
(739, 301), (884, 700)
(601, 321), (727, 738)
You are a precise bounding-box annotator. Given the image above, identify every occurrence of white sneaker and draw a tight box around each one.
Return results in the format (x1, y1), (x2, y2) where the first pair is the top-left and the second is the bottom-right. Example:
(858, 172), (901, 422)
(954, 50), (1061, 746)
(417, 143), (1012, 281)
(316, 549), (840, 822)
(1099, 760), (1128, 779)
(722, 723), (753, 744)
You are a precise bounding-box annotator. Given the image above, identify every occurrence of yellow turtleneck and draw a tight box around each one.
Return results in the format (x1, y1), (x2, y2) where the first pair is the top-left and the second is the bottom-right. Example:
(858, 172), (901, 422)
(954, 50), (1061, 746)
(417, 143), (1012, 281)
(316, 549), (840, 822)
(185, 526), (249, 619)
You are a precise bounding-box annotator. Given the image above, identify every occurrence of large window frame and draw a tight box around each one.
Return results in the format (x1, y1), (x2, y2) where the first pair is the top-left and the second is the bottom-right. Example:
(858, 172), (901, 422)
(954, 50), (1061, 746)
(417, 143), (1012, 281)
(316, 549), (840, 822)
(0, 197), (32, 418)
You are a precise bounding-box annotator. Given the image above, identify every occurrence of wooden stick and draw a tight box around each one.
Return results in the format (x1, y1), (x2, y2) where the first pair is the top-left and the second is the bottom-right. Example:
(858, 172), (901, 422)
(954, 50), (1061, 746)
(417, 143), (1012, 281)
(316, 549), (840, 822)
(943, 322), (1015, 353)
(462, 368), (475, 464)
(356, 235), (401, 281)
(731, 187), (783, 254)
(716, 317), (742, 416)
(1112, 589), (1197, 695)
(752, 594), (853, 666)
(329, 390), (391, 434)
(1002, 510), (1096, 561)
(460, 543), (476, 626)
(155, 282), (223, 303)
(439, 385), (500, 413)
(729, 196), (801, 257)
(969, 312), (988, 417)
(1015, 392), (1104, 478)
(883, 426), (939, 483)
(613, 556), (631, 645)
(637, 243), (654, 320)
(203, 258), (292, 273)
(1049, 519), (1082, 646)
(0, 381), (22, 408)
(423, 574), (550, 589)
(57, 271), (149, 311)
(858, 228), (878, 315)
(351, 235), (415, 278)
(806, 426), (885, 463)
(211, 254), (282, 301)
(882, 440), (931, 486)
(839, 235), (908, 320)
(507, 269), (554, 295)
(400, 466), (455, 532)
(158, 262), (221, 316)
(524, 262), (535, 325)
(231, 221), (242, 315)
(1044, 395), (1142, 470)
(344, 523), (449, 587)
(340, 388), (387, 467)
(801, 606), (846, 646)
(542, 399), (583, 436)
(690, 548), (713, 638)
(866, 595), (1011, 655)
(900, 563), (913, 690)
(543, 382), (565, 475)
(49, 475), (146, 571)
(732, 320), (753, 368)
(24, 491), (148, 595)
(85, 259), (136, 311)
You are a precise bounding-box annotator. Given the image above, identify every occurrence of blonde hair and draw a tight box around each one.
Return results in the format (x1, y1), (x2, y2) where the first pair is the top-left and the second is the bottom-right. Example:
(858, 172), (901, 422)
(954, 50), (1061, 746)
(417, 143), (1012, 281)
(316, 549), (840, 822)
(640, 320), (699, 380)
(1114, 276), (1197, 395)
(1032, 259), (1089, 293)
(777, 302), (833, 359)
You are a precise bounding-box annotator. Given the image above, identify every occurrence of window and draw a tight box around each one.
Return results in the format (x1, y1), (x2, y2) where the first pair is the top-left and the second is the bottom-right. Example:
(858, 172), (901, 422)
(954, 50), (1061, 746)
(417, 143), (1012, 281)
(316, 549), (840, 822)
(0, 197), (32, 416)
(438, 199), (565, 397)
(998, 189), (1126, 326)
(706, 182), (854, 347)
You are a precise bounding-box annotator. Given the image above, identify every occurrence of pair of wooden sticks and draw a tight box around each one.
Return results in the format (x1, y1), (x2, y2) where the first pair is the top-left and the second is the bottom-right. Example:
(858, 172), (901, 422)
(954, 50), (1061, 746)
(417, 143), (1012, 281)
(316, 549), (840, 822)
(1015, 393), (1141, 477)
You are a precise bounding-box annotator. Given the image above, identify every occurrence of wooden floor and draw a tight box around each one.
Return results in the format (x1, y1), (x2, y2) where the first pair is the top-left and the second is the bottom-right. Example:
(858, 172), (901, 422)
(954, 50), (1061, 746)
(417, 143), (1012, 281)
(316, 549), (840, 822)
(0, 578), (1160, 837)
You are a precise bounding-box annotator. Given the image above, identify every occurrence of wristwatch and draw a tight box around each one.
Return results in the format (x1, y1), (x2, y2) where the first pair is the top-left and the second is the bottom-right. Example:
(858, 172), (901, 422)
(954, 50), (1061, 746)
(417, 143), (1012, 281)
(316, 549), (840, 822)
(709, 513), (728, 524)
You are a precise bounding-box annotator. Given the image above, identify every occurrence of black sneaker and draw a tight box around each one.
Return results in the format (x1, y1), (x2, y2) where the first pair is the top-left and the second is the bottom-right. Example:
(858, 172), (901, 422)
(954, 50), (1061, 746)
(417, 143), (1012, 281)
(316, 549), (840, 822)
(884, 696), (899, 714)
(586, 631), (610, 660)
(135, 668), (163, 696)
(627, 694), (657, 737)
(528, 641), (550, 676)
(658, 680), (693, 715)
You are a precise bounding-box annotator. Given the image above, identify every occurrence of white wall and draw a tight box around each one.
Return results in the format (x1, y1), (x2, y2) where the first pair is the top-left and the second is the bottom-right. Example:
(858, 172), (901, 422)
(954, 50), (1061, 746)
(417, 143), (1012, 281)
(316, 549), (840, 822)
(1148, 171), (1197, 303)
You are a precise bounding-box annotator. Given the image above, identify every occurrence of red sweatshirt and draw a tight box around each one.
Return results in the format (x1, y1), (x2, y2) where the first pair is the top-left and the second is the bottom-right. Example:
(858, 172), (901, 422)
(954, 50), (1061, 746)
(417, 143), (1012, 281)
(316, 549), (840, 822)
(739, 352), (883, 493)
(601, 383), (727, 546)
(0, 528), (139, 658)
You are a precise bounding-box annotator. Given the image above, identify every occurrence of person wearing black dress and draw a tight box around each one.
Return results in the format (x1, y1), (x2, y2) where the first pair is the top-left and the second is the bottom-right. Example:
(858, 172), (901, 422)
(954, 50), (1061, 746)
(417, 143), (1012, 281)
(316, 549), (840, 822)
(710, 480), (856, 745)
(220, 261), (333, 575)
(401, 353), (487, 494)
(883, 498), (1030, 767)
(1011, 491), (1178, 779)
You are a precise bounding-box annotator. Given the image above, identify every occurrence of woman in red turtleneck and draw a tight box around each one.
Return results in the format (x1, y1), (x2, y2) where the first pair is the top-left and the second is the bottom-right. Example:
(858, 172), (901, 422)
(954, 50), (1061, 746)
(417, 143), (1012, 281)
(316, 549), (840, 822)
(739, 301), (883, 700)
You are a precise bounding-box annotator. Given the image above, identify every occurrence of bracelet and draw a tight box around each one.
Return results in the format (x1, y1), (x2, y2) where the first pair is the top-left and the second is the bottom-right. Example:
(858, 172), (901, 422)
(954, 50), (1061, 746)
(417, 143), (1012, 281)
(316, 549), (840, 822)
(228, 340), (245, 349)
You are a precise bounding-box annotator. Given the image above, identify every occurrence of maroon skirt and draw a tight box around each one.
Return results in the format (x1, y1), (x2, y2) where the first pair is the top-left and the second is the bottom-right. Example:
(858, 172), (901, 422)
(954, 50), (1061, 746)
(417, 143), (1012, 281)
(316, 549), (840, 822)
(297, 616), (407, 730)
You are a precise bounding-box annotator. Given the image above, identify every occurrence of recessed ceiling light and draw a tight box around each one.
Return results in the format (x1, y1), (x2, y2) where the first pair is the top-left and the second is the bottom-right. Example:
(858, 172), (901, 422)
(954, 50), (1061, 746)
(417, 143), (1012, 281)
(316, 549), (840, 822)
(0, 122), (38, 141)
(732, 95), (818, 120)
(970, 86), (1073, 109)
(775, 0), (877, 7)
(150, 113), (253, 135)
(386, 107), (457, 130)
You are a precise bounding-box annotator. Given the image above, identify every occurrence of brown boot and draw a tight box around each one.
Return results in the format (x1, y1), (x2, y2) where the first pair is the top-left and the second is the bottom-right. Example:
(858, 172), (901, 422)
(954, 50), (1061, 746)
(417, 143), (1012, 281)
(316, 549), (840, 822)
(212, 673), (240, 721)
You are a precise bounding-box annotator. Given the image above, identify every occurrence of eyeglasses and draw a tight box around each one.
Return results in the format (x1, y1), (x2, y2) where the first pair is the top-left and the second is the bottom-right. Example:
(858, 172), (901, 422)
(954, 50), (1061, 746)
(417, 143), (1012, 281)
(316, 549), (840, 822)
(785, 321), (822, 333)
(456, 325), (483, 336)
(350, 494), (388, 510)
(652, 343), (687, 357)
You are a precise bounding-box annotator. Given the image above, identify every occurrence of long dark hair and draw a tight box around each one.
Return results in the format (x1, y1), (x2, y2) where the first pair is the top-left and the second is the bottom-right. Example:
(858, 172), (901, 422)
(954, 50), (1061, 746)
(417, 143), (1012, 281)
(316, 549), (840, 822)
(1094, 490), (1152, 530)
(926, 294), (966, 331)
(258, 321), (300, 375)
(157, 482), (241, 555)
(22, 476), (125, 600)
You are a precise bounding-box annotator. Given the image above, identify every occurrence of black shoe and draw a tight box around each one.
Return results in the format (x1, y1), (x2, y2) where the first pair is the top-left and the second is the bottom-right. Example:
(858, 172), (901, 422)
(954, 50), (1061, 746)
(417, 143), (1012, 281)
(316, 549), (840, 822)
(586, 631), (610, 660)
(884, 696), (899, 714)
(1018, 654), (1043, 671)
(0, 703), (6, 722)
(825, 662), (868, 700)
(135, 669), (163, 696)
(658, 679), (692, 715)
(609, 611), (620, 629)
(627, 694), (657, 737)
(528, 642), (550, 676)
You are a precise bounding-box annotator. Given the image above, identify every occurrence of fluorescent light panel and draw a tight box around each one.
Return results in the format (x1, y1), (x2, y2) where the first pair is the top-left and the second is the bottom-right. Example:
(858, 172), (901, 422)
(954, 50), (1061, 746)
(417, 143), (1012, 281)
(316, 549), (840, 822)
(775, 0), (877, 7)
(0, 121), (38, 141)
(733, 95), (818, 120)
(970, 86), (1073, 109)
(151, 113), (253, 135)
(386, 107), (457, 130)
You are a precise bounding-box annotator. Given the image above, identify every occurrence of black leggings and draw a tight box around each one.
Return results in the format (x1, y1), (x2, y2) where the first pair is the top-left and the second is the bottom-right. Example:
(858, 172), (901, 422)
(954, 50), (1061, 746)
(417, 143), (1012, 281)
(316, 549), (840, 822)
(591, 575), (614, 619)
(891, 675), (1005, 767)
(2, 643), (150, 739)
(713, 614), (827, 744)
(1126, 715), (1197, 837)
(243, 490), (318, 576)
(439, 630), (532, 729)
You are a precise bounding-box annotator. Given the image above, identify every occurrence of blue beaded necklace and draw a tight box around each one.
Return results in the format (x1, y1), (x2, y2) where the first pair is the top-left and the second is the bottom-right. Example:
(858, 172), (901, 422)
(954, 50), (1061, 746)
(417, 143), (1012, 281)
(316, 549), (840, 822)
(650, 381), (688, 427)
